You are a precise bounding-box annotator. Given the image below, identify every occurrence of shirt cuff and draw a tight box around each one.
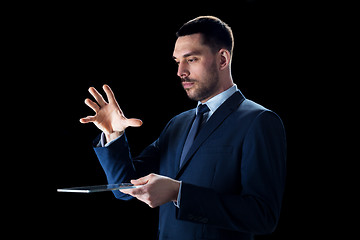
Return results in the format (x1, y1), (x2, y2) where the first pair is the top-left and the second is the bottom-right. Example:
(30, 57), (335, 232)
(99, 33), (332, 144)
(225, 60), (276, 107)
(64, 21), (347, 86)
(173, 181), (182, 208)
(97, 132), (124, 147)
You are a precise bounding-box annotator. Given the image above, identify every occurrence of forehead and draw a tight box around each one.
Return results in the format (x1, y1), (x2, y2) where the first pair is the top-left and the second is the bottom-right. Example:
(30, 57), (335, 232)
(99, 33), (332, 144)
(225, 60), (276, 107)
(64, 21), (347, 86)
(173, 33), (211, 59)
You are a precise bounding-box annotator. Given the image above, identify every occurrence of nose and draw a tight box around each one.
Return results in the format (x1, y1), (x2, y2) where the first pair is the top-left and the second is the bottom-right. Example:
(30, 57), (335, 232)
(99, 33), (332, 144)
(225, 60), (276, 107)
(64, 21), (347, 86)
(177, 62), (190, 78)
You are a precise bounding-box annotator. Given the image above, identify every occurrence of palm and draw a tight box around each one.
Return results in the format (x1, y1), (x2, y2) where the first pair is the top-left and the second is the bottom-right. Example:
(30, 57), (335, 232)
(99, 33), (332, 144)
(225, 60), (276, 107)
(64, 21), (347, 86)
(80, 85), (142, 135)
(91, 103), (124, 134)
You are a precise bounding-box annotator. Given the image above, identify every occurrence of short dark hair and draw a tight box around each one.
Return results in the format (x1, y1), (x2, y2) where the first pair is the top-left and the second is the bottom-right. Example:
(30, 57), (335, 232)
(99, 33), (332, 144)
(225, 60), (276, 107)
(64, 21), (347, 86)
(176, 16), (234, 57)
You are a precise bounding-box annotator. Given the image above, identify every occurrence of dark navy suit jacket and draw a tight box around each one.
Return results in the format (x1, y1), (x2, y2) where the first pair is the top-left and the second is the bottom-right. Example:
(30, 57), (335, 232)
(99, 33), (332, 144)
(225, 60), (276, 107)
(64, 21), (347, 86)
(93, 91), (286, 240)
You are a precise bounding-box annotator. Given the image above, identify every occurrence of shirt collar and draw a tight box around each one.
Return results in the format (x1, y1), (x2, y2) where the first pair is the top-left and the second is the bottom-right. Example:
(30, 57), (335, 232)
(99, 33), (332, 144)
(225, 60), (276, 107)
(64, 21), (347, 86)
(197, 84), (238, 115)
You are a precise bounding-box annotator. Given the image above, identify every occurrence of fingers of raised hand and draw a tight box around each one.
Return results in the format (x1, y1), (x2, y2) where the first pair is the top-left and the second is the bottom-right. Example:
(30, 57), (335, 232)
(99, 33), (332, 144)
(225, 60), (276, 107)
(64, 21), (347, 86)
(84, 98), (100, 113)
(126, 118), (143, 127)
(88, 87), (106, 107)
(79, 115), (96, 123)
(103, 84), (116, 104)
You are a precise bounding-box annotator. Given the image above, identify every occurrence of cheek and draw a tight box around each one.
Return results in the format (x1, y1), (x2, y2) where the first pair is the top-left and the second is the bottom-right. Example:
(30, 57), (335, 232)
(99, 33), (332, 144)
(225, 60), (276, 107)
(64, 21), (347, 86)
(190, 64), (207, 80)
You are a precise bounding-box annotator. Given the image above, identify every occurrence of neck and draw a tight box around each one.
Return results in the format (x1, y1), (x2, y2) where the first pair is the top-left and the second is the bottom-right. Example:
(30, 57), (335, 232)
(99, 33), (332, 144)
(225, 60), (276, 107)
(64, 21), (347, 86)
(200, 73), (234, 103)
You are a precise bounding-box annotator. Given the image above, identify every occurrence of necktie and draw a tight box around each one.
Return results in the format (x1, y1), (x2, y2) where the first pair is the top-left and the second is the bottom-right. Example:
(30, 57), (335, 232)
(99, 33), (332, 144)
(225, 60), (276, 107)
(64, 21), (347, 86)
(179, 104), (210, 167)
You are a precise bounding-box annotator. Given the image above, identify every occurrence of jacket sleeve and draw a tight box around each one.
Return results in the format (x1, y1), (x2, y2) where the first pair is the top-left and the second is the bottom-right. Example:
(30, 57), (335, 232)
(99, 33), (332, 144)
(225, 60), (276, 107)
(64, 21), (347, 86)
(93, 133), (160, 200)
(176, 111), (287, 234)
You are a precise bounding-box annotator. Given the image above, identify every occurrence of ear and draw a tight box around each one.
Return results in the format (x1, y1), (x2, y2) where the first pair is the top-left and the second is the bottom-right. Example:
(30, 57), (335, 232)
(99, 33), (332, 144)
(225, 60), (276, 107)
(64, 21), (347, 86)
(218, 49), (231, 70)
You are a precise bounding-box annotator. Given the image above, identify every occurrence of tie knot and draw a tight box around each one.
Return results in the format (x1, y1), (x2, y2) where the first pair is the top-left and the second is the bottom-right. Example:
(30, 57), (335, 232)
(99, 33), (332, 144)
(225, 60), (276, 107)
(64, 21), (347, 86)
(197, 104), (210, 115)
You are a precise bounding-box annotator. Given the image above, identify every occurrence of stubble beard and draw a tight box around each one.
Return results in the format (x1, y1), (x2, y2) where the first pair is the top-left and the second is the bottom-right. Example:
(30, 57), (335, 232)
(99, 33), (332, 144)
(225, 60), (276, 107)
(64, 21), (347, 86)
(182, 65), (220, 102)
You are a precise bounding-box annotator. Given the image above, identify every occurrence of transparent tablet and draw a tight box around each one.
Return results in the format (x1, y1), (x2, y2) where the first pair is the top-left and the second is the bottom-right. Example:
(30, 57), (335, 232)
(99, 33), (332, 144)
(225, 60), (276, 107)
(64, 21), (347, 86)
(57, 183), (142, 193)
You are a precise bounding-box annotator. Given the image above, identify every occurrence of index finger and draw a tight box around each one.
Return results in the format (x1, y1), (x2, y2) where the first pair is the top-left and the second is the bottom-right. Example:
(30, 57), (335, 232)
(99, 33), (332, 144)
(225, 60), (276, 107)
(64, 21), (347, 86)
(103, 84), (116, 104)
(119, 186), (144, 196)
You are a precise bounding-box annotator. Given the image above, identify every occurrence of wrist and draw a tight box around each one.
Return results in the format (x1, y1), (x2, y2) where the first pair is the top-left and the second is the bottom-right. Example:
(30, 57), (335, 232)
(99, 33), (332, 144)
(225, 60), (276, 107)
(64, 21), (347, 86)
(105, 131), (124, 143)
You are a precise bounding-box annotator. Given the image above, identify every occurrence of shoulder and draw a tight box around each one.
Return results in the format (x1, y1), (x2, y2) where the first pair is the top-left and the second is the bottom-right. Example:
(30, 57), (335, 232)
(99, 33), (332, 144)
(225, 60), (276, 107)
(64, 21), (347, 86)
(234, 99), (284, 129)
(238, 99), (268, 114)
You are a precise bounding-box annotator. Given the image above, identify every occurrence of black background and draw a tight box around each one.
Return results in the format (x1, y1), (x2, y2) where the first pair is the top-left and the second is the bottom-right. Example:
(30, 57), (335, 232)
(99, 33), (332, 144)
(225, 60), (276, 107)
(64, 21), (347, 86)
(11, 0), (342, 239)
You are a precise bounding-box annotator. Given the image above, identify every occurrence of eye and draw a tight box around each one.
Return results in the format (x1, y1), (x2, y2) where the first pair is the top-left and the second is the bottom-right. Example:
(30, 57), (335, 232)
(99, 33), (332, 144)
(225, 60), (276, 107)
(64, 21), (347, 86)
(187, 58), (198, 63)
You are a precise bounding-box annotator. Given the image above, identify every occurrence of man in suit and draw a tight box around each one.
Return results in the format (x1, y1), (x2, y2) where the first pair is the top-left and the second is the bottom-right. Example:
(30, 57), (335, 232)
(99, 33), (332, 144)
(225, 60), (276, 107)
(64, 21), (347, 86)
(80, 16), (286, 240)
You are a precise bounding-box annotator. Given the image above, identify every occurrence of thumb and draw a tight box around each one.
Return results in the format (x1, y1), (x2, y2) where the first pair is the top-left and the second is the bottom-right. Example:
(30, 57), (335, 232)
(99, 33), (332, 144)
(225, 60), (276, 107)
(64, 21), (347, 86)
(131, 175), (151, 186)
(126, 118), (143, 127)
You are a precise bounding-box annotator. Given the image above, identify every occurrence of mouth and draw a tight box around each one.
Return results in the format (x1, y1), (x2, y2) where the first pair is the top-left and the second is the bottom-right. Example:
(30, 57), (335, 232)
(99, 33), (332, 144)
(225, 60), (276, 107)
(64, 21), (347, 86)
(182, 80), (195, 90)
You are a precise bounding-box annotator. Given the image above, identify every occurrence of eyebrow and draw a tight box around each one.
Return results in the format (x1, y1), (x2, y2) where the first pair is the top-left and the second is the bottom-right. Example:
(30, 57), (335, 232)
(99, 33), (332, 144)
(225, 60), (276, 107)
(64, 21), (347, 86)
(173, 50), (202, 60)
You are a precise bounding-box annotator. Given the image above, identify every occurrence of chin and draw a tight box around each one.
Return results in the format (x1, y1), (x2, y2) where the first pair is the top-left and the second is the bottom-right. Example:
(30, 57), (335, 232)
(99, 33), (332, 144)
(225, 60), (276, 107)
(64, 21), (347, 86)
(186, 91), (204, 102)
(185, 89), (198, 101)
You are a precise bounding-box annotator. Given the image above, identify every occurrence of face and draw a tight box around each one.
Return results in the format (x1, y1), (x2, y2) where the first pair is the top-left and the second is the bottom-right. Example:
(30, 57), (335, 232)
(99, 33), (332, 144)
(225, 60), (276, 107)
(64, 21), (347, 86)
(173, 33), (220, 102)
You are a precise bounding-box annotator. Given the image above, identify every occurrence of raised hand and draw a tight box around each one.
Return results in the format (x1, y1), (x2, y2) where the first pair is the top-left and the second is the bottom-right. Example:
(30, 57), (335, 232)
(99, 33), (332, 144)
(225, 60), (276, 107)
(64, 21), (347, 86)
(80, 84), (143, 142)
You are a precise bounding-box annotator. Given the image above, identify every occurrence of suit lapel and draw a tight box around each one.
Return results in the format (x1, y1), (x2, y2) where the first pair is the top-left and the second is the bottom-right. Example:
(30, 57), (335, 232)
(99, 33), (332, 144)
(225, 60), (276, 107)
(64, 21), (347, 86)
(175, 91), (245, 179)
(173, 109), (196, 173)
